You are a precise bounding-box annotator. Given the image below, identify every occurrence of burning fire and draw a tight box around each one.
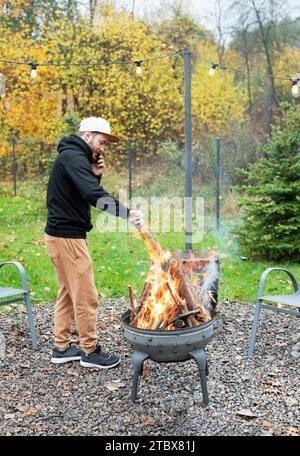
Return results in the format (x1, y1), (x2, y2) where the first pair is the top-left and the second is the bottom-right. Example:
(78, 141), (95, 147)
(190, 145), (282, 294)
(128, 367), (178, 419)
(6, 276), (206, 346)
(130, 226), (218, 331)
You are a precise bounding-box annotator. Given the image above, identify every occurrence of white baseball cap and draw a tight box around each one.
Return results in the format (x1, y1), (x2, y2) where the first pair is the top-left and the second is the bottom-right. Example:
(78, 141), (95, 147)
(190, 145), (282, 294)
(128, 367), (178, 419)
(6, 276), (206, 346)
(79, 117), (119, 143)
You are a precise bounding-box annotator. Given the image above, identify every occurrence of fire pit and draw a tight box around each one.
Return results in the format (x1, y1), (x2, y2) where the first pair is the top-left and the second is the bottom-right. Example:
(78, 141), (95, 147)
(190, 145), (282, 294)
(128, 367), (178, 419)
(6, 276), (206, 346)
(122, 309), (218, 406)
(122, 247), (220, 406)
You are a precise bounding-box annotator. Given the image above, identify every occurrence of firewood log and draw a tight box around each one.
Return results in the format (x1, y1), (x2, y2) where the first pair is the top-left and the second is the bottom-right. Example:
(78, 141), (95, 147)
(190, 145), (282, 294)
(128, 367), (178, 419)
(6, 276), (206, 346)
(133, 281), (151, 318)
(128, 285), (136, 321)
(138, 226), (163, 259)
(166, 282), (194, 327)
(170, 256), (211, 322)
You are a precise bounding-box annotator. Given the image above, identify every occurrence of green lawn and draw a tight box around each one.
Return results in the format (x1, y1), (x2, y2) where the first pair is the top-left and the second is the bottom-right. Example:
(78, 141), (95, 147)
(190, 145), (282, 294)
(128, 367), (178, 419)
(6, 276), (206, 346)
(1, 180), (300, 306)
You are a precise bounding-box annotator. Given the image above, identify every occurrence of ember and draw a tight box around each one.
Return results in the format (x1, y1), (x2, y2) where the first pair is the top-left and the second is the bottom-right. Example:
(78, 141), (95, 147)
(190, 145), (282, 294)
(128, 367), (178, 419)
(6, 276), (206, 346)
(129, 225), (219, 331)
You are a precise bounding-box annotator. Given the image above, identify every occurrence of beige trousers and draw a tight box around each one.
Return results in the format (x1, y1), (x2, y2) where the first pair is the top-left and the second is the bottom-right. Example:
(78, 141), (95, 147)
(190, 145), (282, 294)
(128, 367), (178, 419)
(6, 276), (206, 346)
(44, 234), (99, 353)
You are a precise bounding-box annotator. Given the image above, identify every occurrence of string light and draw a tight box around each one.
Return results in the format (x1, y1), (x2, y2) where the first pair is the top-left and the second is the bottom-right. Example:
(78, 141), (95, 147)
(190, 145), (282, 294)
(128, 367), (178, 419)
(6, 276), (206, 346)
(0, 51), (298, 95)
(30, 63), (38, 79)
(135, 60), (142, 75)
(291, 75), (300, 98)
(208, 63), (218, 77)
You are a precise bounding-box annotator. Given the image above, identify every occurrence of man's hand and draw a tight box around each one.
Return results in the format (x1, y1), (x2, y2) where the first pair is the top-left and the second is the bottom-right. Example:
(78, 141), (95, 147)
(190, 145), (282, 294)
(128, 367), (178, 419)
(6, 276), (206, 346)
(92, 154), (105, 177)
(128, 209), (144, 227)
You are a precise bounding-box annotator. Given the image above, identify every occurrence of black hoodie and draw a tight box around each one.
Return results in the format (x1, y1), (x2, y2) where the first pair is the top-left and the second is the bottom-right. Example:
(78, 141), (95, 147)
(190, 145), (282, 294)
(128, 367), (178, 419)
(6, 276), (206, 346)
(45, 134), (130, 239)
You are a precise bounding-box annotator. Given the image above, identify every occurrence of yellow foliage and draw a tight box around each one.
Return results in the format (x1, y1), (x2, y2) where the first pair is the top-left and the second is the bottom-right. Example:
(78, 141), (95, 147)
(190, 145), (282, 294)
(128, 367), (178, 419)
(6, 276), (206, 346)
(192, 45), (247, 137)
(0, 2), (247, 174)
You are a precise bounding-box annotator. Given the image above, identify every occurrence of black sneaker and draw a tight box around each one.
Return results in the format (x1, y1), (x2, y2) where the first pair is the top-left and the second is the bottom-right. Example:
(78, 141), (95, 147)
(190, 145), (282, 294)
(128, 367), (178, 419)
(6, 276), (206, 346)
(80, 344), (120, 369)
(51, 345), (83, 364)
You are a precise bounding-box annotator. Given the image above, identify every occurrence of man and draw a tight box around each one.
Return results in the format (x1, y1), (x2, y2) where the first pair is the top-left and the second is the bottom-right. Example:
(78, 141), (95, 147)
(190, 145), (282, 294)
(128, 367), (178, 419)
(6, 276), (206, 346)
(45, 117), (143, 369)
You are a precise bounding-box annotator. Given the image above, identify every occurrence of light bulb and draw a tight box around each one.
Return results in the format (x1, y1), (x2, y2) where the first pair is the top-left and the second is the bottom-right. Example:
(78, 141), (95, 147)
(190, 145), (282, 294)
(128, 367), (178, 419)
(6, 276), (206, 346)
(292, 81), (300, 98)
(135, 61), (142, 75)
(208, 63), (218, 77)
(30, 63), (38, 79)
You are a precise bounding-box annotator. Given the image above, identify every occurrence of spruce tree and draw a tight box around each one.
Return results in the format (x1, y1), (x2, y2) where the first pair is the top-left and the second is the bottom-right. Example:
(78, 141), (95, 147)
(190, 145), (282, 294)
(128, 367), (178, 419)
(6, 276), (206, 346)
(236, 103), (300, 261)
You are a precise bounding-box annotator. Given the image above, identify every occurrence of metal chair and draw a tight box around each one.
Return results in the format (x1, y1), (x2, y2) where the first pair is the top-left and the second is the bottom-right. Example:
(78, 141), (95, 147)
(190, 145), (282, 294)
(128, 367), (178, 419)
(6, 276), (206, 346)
(247, 267), (300, 359)
(0, 262), (38, 348)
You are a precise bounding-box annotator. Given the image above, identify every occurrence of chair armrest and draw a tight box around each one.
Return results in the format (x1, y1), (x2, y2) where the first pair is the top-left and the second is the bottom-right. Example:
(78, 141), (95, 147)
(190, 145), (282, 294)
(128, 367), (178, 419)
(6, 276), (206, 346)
(257, 267), (299, 299)
(0, 261), (29, 292)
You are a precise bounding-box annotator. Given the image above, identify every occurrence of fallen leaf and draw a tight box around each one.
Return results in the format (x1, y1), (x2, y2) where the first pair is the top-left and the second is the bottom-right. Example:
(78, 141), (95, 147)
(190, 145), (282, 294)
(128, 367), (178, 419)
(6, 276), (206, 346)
(236, 409), (257, 419)
(264, 380), (282, 387)
(143, 367), (152, 377)
(23, 407), (37, 416)
(142, 417), (156, 427)
(114, 337), (122, 345)
(104, 381), (126, 391)
(282, 427), (299, 436)
(66, 370), (79, 377)
(20, 363), (30, 369)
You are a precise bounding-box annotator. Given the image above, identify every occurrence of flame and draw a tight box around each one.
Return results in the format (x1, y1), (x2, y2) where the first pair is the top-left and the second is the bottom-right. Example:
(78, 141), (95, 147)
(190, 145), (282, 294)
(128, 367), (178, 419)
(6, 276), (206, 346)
(134, 259), (182, 330)
(132, 227), (179, 329)
(132, 227), (217, 330)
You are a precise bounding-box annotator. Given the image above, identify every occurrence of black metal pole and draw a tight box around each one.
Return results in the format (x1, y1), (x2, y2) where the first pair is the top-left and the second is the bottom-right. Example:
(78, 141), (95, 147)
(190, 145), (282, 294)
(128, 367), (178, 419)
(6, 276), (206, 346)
(12, 137), (17, 197)
(128, 138), (133, 209)
(216, 138), (221, 230)
(184, 51), (193, 251)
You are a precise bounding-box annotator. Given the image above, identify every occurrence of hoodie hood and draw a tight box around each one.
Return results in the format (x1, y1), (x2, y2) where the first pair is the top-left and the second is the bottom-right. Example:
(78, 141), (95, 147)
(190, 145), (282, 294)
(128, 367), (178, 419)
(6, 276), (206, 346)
(57, 134), (93, 162)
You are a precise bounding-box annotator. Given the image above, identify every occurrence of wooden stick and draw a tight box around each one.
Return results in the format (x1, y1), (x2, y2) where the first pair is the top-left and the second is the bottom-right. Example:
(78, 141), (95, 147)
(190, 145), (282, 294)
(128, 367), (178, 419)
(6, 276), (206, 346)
(138, 226), (163, 259)
(134, 281), (151, 317)
(128, 285), (136, 322)
(166, 281), (194, 327)
(168, 308), (205, 324)
(165, 282), (182, 313)
(171, 256), (211, 322)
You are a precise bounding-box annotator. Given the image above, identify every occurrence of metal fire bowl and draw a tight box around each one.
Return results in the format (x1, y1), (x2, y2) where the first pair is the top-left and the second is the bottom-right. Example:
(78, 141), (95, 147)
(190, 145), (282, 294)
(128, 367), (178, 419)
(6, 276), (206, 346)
(122, 310), (218, 363)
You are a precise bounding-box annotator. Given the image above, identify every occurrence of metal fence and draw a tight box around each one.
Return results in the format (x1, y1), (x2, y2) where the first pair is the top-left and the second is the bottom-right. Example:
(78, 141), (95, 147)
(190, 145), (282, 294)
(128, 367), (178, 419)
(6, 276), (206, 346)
(128, 137), (248, 233)
(0, 135), (251, 234)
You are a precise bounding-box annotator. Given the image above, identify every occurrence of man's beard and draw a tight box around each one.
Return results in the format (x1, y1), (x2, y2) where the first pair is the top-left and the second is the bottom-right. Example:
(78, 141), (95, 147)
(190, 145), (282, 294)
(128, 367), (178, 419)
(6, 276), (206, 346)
(87, 138), (99, 163)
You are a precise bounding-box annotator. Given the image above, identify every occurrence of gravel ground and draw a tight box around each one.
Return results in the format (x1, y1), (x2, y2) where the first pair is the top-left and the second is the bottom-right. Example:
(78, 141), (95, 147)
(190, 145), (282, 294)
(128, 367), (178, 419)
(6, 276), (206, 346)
(0, 299), (299, 436)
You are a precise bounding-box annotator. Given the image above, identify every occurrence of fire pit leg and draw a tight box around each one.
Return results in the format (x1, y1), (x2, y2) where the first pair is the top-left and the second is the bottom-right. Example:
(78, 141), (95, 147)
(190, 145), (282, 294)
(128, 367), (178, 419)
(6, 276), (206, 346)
(131, 351), (149, 403)
(190, 350), (209, 407)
